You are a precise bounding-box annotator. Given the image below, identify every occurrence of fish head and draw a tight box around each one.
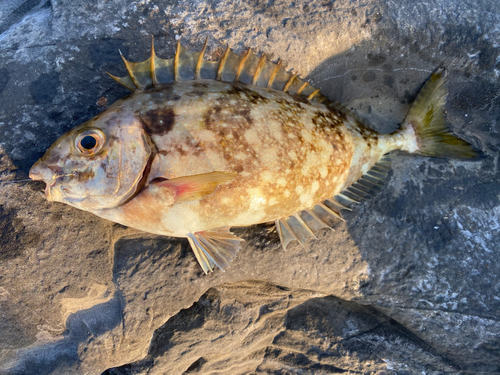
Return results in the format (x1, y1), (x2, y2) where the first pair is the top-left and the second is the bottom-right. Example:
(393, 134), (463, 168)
(29, 108), (152, 211)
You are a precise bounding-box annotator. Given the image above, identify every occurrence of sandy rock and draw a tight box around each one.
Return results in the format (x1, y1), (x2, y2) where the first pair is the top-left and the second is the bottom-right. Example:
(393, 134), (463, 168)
(0, 0), (499, 373)
(109, 281), (458, 373)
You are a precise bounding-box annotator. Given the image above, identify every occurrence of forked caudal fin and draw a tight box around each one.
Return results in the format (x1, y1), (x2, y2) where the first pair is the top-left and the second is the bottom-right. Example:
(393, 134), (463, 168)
(400, 67), (481, 159)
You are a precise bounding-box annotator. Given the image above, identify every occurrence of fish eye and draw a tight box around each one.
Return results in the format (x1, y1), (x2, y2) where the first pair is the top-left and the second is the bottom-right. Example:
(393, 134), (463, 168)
(75, 129), (105, 156)
(80, 136), (97, 150)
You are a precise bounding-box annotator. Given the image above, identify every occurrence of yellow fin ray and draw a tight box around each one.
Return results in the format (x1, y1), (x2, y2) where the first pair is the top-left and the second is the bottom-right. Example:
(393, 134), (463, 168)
(109, 37), (327, 104)
(176, 42), (202, 81)
(106, 72), (137, 91)
(283, 72), (298, 93)
(235, 49), (251, 82)
(119, 51), (153, 90)
(252, 54), (267, 85)
(269, 62), (292, 91)
(195, 37), (208, 80)
(401, 67), (481, 159)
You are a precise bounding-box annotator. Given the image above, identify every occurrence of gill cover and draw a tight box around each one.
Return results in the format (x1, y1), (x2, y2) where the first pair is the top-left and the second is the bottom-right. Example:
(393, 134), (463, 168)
(30, 108), (152, 211)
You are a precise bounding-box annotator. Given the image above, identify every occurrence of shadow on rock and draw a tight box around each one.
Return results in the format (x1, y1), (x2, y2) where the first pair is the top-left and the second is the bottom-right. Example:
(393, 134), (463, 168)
(104, 281), (459, 374)
(5, 294), (122, 375)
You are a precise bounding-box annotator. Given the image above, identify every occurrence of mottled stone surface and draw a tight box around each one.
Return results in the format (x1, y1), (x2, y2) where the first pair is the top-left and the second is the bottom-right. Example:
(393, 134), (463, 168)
(108, 281), (460, 374)
(0, 0), (499, 374)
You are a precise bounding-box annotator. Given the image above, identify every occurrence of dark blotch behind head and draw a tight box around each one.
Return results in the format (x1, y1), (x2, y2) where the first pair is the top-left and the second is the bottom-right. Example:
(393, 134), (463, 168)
(140, 107), (177, 136)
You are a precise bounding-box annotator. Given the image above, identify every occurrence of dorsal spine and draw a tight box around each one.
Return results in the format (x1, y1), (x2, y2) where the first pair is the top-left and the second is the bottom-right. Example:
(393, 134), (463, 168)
(107, 36), (333, 106)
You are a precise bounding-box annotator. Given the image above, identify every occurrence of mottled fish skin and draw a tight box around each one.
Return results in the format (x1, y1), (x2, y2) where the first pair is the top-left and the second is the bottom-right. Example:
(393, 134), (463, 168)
(29, 41), (480, 274)
(30, 108), (153, 211)
(90, 79), (401, 236)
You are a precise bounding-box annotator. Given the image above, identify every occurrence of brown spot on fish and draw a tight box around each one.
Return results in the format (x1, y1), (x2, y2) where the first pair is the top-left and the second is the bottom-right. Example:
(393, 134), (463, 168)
(290, 94), (310, 104)
(185, 91), (207, 98)
(100, 161), (115, 178)
(140, 107), (176, 136)
(192, 82), (209, 88)
(311, 111), (329, 127)
(173, 144), (188, 156)
(355, 121), (379, 146)
(211, 105), (222, 114)
(203, 96), (254, 133)
(204, 107), (256, 165)
(146, 85), (181, 102)
(326, 106), (348, 122)
(75, 169), (95, 182)
(226, 84), (269, 105)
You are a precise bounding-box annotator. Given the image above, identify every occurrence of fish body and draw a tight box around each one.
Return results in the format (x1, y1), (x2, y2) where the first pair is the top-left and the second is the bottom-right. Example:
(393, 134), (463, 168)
(29, 39), (479, 273)
(93, 80), (396, 236)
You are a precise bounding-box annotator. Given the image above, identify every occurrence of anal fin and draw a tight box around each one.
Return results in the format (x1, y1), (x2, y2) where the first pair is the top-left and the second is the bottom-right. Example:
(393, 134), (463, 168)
(274, 154), (393, 251)
(276, 203), (345, 251)
(335, 153), (393, 206)
(187, 228), (244, 274)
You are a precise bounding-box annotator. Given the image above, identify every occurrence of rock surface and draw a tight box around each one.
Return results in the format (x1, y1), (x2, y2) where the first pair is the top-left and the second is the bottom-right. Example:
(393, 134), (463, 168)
(0, 0), (499, 374)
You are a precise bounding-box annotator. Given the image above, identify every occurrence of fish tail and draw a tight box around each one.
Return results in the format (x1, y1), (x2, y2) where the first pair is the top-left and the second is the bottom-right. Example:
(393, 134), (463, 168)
(399, 67), (481, 159)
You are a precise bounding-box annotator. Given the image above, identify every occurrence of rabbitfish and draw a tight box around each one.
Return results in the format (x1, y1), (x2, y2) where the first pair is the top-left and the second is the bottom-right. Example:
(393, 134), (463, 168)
(29, 38), (480, 273)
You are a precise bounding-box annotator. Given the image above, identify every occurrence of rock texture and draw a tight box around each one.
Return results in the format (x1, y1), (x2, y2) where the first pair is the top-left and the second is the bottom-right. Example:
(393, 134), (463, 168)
(107, 281), (459, 374)
(0, 0), (499, 374)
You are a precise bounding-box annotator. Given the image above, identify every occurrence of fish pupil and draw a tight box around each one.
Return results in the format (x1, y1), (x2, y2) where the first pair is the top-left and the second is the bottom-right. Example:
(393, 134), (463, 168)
(80, 135), (97, 150)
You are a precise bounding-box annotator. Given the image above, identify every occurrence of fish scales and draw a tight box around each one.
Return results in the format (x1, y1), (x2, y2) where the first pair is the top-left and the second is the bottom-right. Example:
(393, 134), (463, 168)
(97, 80), (360, 236)
(29, 39), (481, 274)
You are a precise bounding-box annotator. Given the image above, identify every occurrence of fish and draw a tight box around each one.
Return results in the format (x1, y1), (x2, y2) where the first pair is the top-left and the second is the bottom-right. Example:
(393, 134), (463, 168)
(29, 37), (480, 274)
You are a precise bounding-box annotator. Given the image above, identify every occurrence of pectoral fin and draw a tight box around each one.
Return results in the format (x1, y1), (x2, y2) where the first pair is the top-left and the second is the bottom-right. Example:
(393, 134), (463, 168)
(187, 228), (244, 274)
(149, 171), (237, 203)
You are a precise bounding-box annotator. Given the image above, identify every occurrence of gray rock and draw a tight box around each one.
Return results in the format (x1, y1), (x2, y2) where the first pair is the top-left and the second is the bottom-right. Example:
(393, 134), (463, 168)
(107, 281), (459, 373)
(0, 0), (499, 373)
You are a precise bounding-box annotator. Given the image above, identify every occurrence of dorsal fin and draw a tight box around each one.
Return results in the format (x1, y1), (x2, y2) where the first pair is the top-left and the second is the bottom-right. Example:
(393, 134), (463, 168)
(108, 37), (327, 104)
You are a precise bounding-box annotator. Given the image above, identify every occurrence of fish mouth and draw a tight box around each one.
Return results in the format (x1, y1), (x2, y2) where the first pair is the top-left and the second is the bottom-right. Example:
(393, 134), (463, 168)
(29, 160), (59, 200)
(30, 160), (52, 181)
(30, 160), (84, 203)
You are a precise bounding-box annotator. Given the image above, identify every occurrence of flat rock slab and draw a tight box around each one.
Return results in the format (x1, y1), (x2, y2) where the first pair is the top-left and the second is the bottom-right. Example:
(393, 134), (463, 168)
(110, 281), (459, 373)
(0, 0), (499, 374)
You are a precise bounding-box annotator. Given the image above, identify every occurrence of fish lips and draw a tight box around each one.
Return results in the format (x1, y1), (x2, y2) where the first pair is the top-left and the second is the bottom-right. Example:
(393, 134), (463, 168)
(29, 160), (63, 201)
